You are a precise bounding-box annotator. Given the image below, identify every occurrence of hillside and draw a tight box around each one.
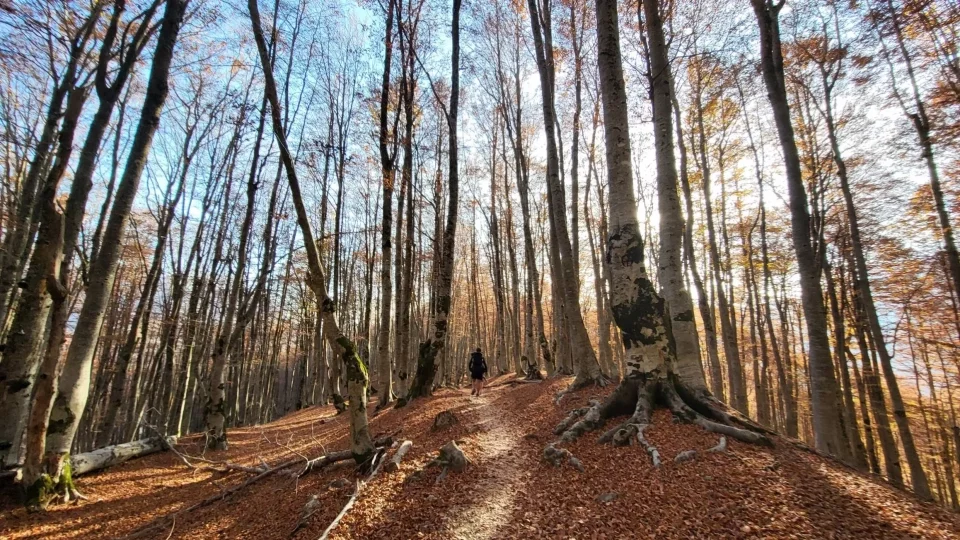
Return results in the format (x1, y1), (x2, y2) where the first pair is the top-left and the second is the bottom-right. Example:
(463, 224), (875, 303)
(2, 377), (957, 539)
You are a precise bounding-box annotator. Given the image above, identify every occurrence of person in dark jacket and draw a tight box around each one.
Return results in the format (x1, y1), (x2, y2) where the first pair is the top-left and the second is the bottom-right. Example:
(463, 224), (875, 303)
(469, 348), (488, 396)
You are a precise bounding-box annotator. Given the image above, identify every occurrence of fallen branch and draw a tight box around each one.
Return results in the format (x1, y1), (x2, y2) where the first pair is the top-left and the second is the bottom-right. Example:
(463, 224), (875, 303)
(486, 377), (542, 389)
(120, 439), (394, 540)
(318, 447), (389, 540)
(298, 435), (395, 478)
(385, 440), (413, 473)
(119, 455), (303, 540)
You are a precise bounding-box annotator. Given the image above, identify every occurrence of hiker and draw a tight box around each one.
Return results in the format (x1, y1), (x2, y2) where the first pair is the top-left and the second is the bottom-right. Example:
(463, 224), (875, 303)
(469, 347), (488, 396)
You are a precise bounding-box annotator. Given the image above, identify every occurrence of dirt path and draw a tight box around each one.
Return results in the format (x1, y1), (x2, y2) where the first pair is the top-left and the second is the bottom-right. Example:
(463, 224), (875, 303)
(442, 385), (532, 540)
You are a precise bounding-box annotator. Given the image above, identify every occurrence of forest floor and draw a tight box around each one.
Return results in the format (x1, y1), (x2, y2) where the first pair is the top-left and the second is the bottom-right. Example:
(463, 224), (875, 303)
(3, 375), (960, 539)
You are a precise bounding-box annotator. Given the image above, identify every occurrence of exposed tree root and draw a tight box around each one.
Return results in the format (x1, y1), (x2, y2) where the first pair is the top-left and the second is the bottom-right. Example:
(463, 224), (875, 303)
(543, 443), (584, 472)
(385, 440), (413, 472)
(708, 436), (728, 453)
(627, 424), (662, 467)
(544, 374), (772, 471)
(554, 373), (610, 406)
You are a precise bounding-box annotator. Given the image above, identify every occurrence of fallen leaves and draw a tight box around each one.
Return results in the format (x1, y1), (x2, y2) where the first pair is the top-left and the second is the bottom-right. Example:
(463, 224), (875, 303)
(2, 377), (959, 539)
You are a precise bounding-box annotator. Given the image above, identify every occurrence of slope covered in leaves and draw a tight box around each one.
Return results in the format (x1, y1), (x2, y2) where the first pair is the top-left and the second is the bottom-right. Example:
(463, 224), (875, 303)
(2, 377), (958, 539)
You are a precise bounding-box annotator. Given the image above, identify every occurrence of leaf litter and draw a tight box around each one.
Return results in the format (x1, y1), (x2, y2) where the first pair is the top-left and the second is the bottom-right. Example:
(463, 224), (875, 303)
(2, 376), (958, 539)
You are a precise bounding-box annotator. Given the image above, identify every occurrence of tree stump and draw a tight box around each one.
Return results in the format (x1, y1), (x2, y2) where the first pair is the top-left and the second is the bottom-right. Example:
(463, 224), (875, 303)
(431, 410), (459, 431)
(433, 441), (469, 473)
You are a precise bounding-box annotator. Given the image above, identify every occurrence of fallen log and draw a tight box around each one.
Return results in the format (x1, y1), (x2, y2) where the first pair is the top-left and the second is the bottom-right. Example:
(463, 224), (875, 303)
(71, 436), (178, 477)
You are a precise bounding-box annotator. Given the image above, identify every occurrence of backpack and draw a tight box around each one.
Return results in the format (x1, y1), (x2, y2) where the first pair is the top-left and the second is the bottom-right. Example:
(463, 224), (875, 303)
(469, 352), (485, 373)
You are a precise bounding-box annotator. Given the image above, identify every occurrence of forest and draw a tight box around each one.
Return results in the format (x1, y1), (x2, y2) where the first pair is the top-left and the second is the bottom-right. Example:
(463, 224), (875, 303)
(1, 0), (960, 537)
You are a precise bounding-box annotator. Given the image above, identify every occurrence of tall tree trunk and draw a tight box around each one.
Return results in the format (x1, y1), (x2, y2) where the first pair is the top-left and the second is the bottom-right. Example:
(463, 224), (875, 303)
(671, 89), (724, 400)
(248, 0), (374, 463)
(640, 0), (707, 394)
(750, 0), (848, 460)
(376, 0), (397, 407)
(408, 0), (462, 400)
(689, 60), (745, 412)
(526, 0), (602, 388)
(821, 62), (930, 496)
(43, 0), (189, 489)
(12, 87), (87, 498)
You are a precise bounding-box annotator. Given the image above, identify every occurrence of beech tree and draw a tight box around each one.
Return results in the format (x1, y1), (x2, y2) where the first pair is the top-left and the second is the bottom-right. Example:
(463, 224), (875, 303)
(2, 0), (959, 511)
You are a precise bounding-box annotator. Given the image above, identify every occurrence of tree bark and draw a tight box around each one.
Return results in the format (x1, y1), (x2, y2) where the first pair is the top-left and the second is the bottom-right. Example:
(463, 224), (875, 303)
(408, 0), (462, 400)
(248, 0), (374, 464)
(526, 0), (602, 388)
(750, 0), (848, 460)
(43, 0), (189, 491)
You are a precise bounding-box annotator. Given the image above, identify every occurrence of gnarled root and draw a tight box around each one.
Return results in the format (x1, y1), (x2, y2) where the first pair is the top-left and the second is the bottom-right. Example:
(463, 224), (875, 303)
(545, 374), (772, 471)
(661, 382), (772, 447)
(554, 373), (611, 405)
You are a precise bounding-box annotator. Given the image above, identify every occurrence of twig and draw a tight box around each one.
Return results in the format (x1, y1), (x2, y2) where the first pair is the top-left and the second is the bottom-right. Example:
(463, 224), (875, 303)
(318, 448), (389, 540)
(164, 517), (176, 540)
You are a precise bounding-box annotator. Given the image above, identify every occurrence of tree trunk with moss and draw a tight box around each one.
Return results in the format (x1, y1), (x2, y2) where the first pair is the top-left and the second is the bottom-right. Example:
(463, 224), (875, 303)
(549, 0), (771, 459)
(15, 87), (87, 498)
(0, 5), (103, 470)
(248, 0), (373, 463)
(408, 0), (462, 401)
(39, 0), (189, 500)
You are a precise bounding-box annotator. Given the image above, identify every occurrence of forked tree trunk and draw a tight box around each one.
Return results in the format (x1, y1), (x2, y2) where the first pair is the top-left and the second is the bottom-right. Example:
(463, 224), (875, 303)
(0, 3), (103, 335)
(15, 88), (88, 495)
(40, 0), (189, 497)
(0, 5), (104, 469)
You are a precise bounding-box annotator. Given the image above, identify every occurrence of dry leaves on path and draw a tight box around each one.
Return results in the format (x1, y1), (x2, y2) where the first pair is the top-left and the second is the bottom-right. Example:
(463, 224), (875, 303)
(3, 375), (958, 539)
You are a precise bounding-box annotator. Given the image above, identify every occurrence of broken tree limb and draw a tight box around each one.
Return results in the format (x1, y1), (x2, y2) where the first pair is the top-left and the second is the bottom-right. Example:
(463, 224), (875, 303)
(385, 440), (413, 473)
(319, 447), (389, 540)
(70, 436), (178, 476)
(297, 436), (395, 478)
(708, 436), (728, 453)
(119, 455), (304, 540)
(121, 439), (396, 540)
